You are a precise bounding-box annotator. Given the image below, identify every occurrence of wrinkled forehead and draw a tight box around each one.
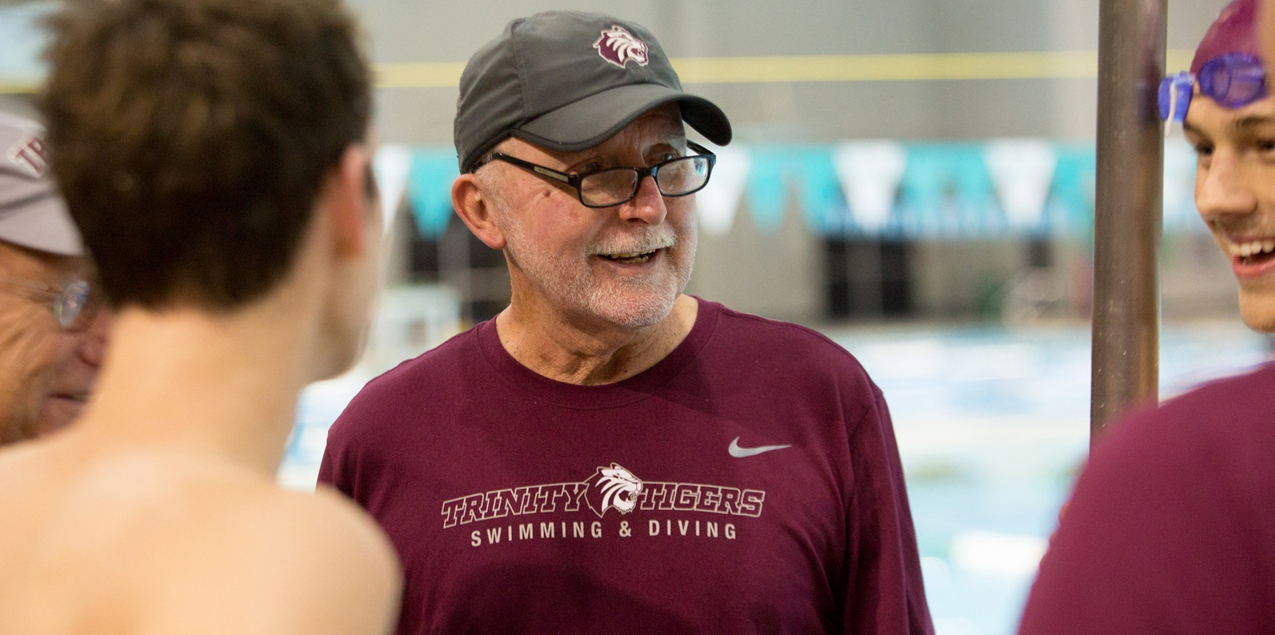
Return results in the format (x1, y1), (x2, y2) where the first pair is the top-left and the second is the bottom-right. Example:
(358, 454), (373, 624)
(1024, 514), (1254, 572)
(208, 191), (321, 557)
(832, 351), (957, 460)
(550, 105), (686, 157)
(601, 106), (686, 145)
(492, 106), (688, 168)
(630, 103), (685, 133)
(0, 238), (92, 281)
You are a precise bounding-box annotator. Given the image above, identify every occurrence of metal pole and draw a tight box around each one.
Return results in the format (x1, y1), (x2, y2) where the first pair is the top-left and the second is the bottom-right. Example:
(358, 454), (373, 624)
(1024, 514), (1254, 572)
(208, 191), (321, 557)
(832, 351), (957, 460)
(1091, 0), (1166, 445)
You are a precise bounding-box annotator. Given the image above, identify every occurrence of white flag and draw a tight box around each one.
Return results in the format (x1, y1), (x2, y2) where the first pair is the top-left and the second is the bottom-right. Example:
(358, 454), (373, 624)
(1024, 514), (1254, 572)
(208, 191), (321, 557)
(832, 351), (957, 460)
(985, 139), (1057, 230)
(695, 144), (751, 238)
(373, 144), (413, 234)
(833, 141), (907, 233)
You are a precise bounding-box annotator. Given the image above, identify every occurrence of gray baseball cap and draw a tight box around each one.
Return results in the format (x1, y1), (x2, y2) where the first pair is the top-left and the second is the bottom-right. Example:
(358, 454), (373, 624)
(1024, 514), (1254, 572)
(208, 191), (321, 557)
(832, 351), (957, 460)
(0, 113), (83, 256)
(454, 11), (732, 173)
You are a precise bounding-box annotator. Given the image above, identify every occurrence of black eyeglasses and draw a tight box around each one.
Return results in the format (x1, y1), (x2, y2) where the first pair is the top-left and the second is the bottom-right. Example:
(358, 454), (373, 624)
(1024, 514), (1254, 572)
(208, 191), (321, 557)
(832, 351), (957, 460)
(0, 275), (103, 331)
(477, 141), (717, 208)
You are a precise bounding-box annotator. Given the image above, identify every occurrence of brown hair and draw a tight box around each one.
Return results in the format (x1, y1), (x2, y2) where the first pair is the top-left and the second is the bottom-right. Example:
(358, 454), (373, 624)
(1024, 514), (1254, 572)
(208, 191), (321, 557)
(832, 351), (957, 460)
(41, 0), (372, 309)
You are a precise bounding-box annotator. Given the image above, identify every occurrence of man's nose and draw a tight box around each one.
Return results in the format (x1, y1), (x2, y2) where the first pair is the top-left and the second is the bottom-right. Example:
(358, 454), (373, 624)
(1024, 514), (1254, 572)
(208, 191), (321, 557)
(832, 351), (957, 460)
(1196, 151), (1258, 221)
(78, 308), (112, 368)
(618, 174), (668, 225)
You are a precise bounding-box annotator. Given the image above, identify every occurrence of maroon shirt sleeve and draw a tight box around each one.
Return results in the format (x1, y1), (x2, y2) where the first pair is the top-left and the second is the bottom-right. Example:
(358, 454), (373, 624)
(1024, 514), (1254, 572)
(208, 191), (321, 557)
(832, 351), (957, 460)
(316, 433), (341, 489)
(1018, 368), (1275, 634)
(846, 386), (933, 635)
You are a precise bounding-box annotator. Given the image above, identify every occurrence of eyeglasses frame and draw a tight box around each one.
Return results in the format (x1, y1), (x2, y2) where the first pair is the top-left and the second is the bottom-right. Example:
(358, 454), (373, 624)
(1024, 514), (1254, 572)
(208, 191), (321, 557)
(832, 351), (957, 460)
(476, 141), (717, 209)
(0, 275), (101, 331)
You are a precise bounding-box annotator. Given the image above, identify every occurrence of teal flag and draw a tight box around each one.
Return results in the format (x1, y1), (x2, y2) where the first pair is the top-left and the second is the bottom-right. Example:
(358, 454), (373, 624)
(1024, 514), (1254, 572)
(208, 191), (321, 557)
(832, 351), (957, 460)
(407, 149), (460, 238)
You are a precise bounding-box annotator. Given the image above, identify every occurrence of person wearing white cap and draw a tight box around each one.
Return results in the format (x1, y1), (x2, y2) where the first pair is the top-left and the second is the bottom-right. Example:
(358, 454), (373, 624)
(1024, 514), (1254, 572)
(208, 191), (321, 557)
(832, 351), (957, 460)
(0, 111), (108, 444)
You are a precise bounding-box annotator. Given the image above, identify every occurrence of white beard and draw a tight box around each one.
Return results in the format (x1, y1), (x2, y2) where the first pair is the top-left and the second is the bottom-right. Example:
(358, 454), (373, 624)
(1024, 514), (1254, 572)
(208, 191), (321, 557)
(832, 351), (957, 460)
(500, 211), (696, 329)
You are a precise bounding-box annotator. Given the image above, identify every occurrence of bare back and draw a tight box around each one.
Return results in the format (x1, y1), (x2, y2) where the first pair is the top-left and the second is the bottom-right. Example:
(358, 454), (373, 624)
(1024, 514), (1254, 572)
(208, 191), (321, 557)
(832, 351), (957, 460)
(0, 436), (401, 635)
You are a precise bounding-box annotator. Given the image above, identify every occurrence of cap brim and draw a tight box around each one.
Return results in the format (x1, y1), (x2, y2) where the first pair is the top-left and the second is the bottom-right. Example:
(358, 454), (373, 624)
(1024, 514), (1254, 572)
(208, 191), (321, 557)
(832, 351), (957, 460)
(0, 194), (85, 256)
(514, 83), (732, 153)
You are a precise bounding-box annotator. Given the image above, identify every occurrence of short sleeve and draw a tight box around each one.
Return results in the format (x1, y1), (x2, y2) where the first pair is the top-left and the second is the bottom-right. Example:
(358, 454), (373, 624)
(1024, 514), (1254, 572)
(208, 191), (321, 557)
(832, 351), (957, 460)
(316, 435), (342, 491)
(317, 408), (357, 497)
(844, 386), (934, 635)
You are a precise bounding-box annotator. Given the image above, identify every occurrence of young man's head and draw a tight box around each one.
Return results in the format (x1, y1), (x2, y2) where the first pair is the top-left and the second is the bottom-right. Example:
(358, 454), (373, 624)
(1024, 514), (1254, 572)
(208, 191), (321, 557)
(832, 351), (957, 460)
(41, 0), (378, 376)
(450, 11), (731, 329)
(1162, 0), (1275, 330)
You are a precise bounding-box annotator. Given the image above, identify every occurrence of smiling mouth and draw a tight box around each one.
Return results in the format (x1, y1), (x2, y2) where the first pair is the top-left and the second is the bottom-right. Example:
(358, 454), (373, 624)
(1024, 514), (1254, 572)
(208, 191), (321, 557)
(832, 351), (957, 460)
(1227, 239), (1275, 266)
(599, 250), (659, 265)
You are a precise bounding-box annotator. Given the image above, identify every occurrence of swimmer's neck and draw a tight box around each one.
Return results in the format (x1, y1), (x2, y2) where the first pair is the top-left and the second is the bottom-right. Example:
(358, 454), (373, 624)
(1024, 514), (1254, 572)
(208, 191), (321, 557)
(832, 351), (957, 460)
(66, 303), (316, 476)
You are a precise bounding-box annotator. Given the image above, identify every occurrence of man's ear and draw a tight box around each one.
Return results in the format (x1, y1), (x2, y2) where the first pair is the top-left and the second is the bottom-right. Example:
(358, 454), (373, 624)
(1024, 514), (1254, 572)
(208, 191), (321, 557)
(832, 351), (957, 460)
(330, 144), (378, 260)
(452, 173), (507, 250)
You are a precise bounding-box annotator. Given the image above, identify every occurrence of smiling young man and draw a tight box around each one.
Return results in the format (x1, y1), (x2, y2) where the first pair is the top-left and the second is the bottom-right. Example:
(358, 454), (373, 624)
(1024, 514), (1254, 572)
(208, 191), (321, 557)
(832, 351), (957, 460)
(321, 10), (932, 635)
(0, 112), (110, 445)
(0, 0), (400, 633)
(1183, 11), (1275, 329)
(1018, 0), (1275, 632)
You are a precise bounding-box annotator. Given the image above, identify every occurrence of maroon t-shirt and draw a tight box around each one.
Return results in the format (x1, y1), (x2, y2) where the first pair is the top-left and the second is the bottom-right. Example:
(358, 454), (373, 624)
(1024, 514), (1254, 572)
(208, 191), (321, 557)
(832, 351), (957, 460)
(1019, 363), (1275, 634)
(321, 298), (932, 635)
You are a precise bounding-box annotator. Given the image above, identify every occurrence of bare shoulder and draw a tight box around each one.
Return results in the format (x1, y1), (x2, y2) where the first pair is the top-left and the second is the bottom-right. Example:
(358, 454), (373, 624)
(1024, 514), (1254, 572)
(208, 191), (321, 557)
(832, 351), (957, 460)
(0, 446), (401, 635)
(142, 480), (402, 635)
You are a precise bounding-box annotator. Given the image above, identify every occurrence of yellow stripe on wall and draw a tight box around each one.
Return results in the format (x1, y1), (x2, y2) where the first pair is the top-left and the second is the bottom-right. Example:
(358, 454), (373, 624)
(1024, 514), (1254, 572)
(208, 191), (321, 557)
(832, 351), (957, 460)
(673, 52), (1101, 83)
(373, 49), (1196, 88)
(375, 62), (467, 88)
(0, 81), (37, 95)
(0, 49), (1202, 94)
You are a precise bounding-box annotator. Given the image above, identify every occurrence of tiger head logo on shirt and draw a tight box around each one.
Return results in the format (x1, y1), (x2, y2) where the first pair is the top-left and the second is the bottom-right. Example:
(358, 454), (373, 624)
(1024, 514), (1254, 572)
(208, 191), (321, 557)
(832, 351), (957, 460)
(585, 463), (644, 518)
(593, 25), (649, 68)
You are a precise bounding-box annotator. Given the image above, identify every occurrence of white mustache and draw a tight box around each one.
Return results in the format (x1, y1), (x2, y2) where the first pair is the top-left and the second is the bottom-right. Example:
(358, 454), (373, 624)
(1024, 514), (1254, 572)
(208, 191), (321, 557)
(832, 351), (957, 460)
(587, 227), (677, 256)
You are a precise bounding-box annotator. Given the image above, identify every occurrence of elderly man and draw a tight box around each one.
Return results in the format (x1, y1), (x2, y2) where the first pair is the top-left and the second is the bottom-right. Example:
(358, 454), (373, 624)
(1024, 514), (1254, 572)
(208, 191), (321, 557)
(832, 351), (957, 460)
(322, 11), (932, 635)
(1018, 0), (1275, 632)
(0, 112), (107, 445)
(0, 0), (399, 632)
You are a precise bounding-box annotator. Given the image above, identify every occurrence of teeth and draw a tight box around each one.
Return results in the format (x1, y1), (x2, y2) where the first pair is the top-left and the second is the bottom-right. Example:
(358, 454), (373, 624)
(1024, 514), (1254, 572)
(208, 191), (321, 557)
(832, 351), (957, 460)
(1228, 240), (1275, 258)
(603, 250), (657, 262)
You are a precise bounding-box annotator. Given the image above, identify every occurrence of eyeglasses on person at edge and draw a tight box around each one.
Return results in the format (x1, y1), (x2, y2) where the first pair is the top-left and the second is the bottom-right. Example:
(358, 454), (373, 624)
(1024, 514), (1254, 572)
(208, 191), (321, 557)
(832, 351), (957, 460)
(475, 141), (717, 209)
(0, 275), (102, 331)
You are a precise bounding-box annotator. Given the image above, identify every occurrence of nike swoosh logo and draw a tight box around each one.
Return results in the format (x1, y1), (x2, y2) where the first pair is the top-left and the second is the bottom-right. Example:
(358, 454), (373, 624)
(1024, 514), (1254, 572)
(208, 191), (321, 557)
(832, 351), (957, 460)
(728, 437), (792, 458)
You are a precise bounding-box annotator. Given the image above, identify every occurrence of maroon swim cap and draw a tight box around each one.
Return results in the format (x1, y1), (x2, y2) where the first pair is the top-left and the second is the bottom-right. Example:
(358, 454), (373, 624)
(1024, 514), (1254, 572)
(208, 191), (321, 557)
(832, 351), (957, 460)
(1192, 0), (1261, 74)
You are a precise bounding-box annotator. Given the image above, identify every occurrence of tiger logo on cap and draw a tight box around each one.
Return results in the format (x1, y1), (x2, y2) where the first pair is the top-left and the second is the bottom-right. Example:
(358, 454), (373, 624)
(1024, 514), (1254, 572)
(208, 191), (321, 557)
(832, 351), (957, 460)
(594, 25), (649, 68)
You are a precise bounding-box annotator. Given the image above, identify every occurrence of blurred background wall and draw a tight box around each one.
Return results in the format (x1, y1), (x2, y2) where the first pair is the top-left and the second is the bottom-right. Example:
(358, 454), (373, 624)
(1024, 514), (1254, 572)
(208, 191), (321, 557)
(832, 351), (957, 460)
(348, 0), (1234, 327)
(0, 0), (1236, 328)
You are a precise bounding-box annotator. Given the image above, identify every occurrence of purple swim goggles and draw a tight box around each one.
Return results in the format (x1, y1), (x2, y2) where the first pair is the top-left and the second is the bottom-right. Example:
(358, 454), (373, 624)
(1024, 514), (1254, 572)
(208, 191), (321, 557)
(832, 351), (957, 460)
(1159, 52), (1268, 124)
